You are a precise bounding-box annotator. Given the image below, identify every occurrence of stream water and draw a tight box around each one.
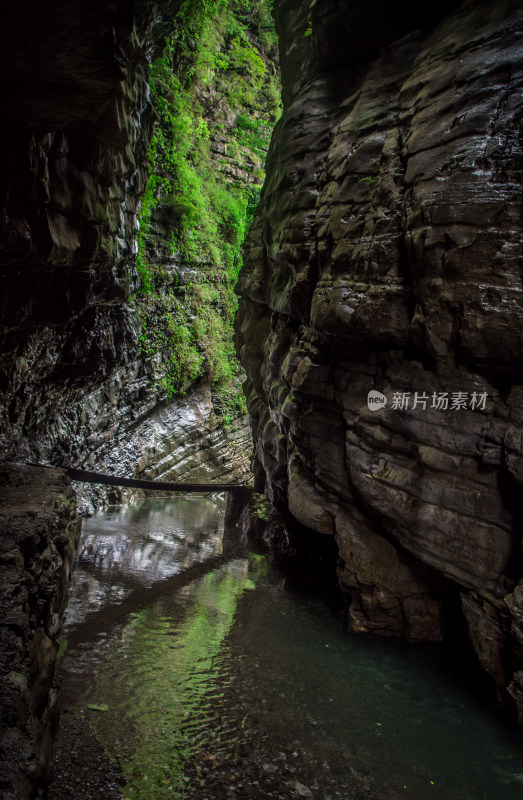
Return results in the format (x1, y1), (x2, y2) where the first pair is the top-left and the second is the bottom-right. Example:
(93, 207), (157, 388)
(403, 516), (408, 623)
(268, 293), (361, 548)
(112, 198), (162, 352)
(53, 496), (523, 800)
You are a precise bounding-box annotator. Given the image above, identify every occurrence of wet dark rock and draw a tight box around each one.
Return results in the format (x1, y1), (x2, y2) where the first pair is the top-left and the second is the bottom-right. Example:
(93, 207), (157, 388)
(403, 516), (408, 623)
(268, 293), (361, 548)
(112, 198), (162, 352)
(0, 1), (255, 791)
(236, 0), (523, 718)
(73, 383), (252, 515)
(0, 1), (169, 462)
(0, 465), (80, 800)
(0, 0), (252, 506)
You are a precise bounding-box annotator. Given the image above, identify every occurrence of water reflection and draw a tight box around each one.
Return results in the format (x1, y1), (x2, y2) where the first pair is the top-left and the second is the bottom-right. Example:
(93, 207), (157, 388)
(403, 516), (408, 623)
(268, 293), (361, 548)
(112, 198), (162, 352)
(86, 556), (265, 800)
(65, 496), (226, 627)
(57, 497), (523, 800)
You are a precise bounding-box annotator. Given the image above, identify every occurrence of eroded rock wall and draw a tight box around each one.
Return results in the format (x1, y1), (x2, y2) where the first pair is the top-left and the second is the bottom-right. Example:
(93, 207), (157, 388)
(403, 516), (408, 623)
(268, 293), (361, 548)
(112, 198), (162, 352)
(75, 385), (251, 514)
(236, 0), (523, 716)
(0, 0), (253, 496)
(0, 465), (80, 800)
(0, 0), (177, 463)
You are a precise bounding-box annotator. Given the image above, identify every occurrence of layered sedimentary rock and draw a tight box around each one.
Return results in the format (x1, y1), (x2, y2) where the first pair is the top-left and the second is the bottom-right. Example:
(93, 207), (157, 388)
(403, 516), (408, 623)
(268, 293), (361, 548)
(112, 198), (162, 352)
(75, 384), (251, 514)
(236, 0), (523, 716)
(0, 0), (174, 462)
(0, 0), (255, 496)
(0, 465), (80, 800)
(0, 5), (259, 794)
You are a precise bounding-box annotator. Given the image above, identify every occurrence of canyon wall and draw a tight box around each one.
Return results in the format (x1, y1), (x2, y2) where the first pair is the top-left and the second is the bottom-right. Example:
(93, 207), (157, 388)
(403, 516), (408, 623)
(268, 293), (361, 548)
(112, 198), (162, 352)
(0, 465), (80, 800)
(0, 5), (273, 793)
(236, 0), (523, 718)
(0, 0), (172, 465)
(0, 7), (171, 794)
(0, 1), (280, 498)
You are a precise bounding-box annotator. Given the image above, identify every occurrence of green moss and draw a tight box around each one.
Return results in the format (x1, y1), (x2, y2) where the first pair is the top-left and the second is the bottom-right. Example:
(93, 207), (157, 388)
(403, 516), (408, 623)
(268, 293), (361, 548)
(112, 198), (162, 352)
(131, 0), (281, 402)
(251, 492), (269, 521)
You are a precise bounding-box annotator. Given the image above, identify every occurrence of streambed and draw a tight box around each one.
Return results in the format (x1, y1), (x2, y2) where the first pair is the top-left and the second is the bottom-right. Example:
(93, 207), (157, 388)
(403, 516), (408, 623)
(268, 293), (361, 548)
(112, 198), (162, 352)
(49, 496), (523, 800)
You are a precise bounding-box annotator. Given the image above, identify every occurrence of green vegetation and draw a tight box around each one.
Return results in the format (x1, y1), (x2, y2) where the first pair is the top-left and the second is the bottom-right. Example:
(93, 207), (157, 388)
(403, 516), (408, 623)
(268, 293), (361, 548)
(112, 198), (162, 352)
(251, 491), (269, 521)
(132, 0), (281, 411)
(88, 554), (268, 799)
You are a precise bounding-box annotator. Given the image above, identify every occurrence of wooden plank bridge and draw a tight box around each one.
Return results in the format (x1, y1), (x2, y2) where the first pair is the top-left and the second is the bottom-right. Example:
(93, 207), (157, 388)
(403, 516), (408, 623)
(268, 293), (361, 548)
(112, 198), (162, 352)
(27, 463), (252, 495)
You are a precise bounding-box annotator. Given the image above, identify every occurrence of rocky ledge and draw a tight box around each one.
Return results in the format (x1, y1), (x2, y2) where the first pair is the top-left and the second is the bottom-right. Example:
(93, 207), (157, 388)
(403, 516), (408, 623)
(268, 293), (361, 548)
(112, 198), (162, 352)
(236, 0), (523, 718)
(0, 465), (81, 800)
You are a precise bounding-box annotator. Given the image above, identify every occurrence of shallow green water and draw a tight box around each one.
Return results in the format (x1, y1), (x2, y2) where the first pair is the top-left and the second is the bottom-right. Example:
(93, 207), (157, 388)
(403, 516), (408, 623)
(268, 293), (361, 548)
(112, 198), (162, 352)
(59, 496), (523, 800)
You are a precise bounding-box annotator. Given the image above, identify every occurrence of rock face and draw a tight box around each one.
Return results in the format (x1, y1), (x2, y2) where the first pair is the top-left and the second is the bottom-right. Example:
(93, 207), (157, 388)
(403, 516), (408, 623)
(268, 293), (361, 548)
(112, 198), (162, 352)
(0, 464), (80, 800)
(0, 6), (264, 794)
(0, 0), (172, 462)
(0, 0), (254, 497)
(75, 384), (251, 514)
(236, 0), (523, 717)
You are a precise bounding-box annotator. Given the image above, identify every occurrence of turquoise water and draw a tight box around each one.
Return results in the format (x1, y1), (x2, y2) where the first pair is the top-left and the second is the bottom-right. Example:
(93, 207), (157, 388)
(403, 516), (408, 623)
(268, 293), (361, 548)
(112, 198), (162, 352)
(57, 496), (523, 800)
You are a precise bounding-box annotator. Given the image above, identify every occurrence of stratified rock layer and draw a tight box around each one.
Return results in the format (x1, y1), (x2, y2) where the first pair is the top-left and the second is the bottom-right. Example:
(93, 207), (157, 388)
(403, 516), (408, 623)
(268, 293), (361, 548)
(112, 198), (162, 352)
(0, 0), (172, 463)
(0, 0), (199, 493)
(0, 465), (80, 800)
(0, 0), (253, 497)
(236, 0), (523, 717)
(74, 384), (251, 514)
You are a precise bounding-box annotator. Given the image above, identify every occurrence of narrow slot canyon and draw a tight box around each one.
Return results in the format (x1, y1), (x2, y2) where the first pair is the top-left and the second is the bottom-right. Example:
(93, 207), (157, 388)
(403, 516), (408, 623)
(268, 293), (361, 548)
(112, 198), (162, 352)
(1, 1), (523, 799)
